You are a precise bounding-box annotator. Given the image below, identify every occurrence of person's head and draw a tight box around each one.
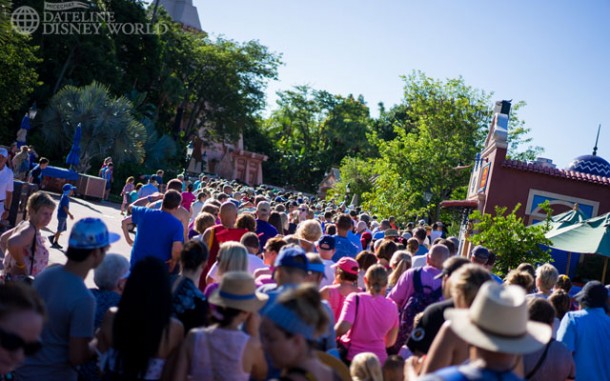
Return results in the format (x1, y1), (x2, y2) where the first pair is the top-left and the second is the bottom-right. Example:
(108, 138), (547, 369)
(426, 244), (450, 269)
(62, 183), (76, 196)
(356, 250), (378, 273)
(516, 263), (536, 280)
(166, 179), (182, 192)
(256, 200), (272, 222)
(504, 270), (534, 292)
(219, 201), (238, 228)
(535, 263), (559, 294)
(382, 355), (405, 381)
(0, 148), (7, 168)
(186, 183), (194, 192)
(261, 284), (329, 369)
(406, 238), (419, 254)
(575, 280), (608, 310)
(444, 281), (551, 358)
(350, 352), (383, 381)
(38, 157), (49, 169)
(527, 297), (555, 326)
(268, 211), (284, 235)
(26, 191), (55, 229)
(180, 239), (209, 273)
(555, 274), (572, 293)
(388, 251), (411, 287)
(156, 169), (164, 177)
(113, 257), (172, 378)
(217, 242), (248, 277)
(316, 235), (336, 261)
(413, 227), (426, 243)
(295, 219), (323, 244)
(364, 264), (388, 295)
(194, 212), (216, 234)
(125, 176), (134, 185)
(548, 289), (571, 321)
(375, 239), (397, 267)
(263, 236), (287, 266)
(273, 245), (309, 286)
(161, 190), (182, 210)
(434, 255), (470, 299)
(332, 257), (359, 283)
(240, 232), (261, 254)
(469, 245), (490, 266)
(209, 272), (267, 327)
(93, 253), (130, 293)
(196, 191), (208, 202)
(202, 203), (219, 216)
(235, 212), (257, 232)
(449, 264), (492, 308)
(66, 218), (119, 267)
(336, 214), (353, 235)
(305, 253), (325, 285)
(0, 283), (45, 374)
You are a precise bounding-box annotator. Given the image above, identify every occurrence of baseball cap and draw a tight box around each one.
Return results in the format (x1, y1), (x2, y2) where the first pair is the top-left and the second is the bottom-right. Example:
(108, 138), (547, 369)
(331, 257), (359, 275)
(318, 235), (336, 251)
(274, 246), (309, 272)
(0, 148), (7, 157)
(385, 229), (399, 237)
(575, 280), (608, 310)
(62, 184), (77, 193)
(471, 245), (490, 263)
(68, 218), (120, 249)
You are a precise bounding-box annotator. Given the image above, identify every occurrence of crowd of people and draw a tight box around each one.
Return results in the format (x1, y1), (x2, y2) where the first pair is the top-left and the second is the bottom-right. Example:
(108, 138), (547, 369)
(0, 163), (610, 381)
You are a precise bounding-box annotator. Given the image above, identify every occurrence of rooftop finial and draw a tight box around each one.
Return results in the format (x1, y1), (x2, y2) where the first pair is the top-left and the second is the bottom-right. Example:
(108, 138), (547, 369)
(593, 124), (601, 156)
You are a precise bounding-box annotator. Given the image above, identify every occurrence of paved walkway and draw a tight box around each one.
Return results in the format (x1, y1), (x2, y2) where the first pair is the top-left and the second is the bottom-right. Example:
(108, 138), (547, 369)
(44, 193), (133, 287)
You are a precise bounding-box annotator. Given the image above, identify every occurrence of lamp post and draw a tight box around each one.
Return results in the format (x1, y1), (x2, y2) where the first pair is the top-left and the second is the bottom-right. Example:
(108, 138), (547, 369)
(423, 189), (433, 224)
(345, 183), (351, 205)
(185, 140), (194, 176)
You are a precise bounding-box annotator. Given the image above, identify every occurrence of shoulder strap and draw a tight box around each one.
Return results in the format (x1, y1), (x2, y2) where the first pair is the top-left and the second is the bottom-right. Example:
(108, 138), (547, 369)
(413, 268), (424, 293)
(29, 227), (37, 275)
(525, 339), (553, 380)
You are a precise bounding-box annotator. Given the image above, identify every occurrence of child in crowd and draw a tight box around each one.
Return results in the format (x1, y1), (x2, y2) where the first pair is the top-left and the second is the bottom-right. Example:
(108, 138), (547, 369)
(28, 157), (49, 187)
(49, 184), (76, 249)
(120, 177), (135, 215)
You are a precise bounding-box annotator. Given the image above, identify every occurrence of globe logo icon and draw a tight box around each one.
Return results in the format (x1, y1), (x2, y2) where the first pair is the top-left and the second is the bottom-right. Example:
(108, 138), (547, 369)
(11, 6), (40, 35)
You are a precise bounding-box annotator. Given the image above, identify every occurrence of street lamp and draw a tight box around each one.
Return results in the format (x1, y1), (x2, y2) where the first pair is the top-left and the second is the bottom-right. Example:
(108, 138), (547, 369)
(423, 189), (433, 224)
(185, 141), (194, 175)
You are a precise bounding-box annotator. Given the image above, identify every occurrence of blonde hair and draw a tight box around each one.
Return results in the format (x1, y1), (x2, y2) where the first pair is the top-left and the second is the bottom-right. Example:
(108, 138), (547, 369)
(350, 352), (383, 381)
(365, 264), (388, 295)
(450, 264), (492, 307)
(276, 284), (329, 337)
(217, 242), (248, 276)
(295, 220), (323, 243)
(27, 191), (56, 214)
(194, 212), (215, 234)
(388, 251), (411, 287)
(535, 263), (559, 293)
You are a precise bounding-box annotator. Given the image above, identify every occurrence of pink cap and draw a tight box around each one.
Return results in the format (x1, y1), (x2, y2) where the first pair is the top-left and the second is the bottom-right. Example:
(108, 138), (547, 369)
(331, 257), (359, 275)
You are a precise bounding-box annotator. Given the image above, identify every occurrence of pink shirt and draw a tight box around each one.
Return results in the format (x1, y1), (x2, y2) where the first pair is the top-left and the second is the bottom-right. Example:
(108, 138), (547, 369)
(388, 265), (442, 309)
(181, 191), (196, 211)
(338, 292), (399, 364)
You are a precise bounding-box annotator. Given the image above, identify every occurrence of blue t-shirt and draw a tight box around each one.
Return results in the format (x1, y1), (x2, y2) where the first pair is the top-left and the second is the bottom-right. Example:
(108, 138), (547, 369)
(332, 235), (359, 262)
(347, 230), (361, 251)
(558, 307), (610, 380)
(57, 194), (69, 219)
(256, 219), (278, 251)
(130, 206), (184, 267)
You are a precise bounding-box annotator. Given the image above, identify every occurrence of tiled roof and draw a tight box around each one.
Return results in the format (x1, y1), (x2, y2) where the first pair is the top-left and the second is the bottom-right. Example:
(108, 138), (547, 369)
(502, 160), (610, 186)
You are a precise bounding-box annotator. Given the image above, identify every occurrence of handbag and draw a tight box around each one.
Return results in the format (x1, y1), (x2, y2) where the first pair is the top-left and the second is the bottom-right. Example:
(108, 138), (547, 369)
(337, 294), (359, 365)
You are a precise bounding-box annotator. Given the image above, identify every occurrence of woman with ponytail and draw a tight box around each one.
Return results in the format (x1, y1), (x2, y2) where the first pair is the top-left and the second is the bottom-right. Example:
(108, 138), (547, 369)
(261, 284), (342, 381)
(335, 264), (399, 364)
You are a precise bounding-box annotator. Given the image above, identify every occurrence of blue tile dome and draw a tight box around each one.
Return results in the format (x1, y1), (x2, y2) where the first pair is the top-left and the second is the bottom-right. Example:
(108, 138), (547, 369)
(567, 155), (610, 177)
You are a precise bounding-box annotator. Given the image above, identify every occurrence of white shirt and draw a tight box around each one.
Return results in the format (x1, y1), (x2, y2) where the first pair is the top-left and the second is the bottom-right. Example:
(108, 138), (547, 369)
(0, 165), (14, 208)
(319, 259), (336, 288)
(412, 254), (428, 269)
(208, 253), (266, 281)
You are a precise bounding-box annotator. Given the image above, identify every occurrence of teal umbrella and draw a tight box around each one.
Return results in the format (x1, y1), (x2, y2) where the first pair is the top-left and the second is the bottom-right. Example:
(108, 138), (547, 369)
(545, 213), (610, 280)
(533, 206), (588, 232)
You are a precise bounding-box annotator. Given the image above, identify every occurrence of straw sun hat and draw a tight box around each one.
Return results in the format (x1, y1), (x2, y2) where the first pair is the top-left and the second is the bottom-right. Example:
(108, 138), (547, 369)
(444, 281), (551, 354)
(209, 272), (268, 312)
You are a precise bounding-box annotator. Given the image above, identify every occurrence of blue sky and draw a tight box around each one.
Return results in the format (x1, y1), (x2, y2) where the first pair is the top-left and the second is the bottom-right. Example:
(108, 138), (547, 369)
(193, 0), (610, 168)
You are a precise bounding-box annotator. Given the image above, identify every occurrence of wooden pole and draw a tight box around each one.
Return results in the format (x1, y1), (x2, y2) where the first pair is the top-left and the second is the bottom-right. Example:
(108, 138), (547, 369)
(602, 257), (608, 283)
(565, 252), (572, 275)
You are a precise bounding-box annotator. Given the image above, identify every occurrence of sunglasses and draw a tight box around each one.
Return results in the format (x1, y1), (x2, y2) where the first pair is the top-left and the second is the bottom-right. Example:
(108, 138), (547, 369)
(0, 327), (42, 356)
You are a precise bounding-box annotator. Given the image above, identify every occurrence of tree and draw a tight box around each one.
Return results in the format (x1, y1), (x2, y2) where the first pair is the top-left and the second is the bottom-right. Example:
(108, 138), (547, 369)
(41, 81), (146, 173)
(468, 203), (553, 276)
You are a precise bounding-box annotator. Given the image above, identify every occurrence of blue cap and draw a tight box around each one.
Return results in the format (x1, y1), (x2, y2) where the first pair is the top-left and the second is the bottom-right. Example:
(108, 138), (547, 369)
(62, 183), (77, 193)
(274, 246), (309, 272)
(69, 218), (120, 249)
(471, 245), (490, 263)
(318, 235), (335, 250)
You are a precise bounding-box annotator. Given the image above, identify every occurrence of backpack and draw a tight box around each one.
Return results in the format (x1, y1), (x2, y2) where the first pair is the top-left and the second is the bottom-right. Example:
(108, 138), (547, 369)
(387, 268), (442, 355)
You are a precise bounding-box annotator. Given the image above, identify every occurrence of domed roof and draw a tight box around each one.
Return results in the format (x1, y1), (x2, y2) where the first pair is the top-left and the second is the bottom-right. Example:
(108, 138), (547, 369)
(567, 154), (610, 177)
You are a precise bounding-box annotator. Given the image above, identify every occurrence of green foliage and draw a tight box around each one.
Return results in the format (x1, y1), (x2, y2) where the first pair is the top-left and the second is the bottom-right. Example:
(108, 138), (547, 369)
(0, 32), (40, 142)
(41, 81), (146, 173)
(469, 203), (553, 276)
(327, 156), (375, 204)
(261, 85), (372, 192)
